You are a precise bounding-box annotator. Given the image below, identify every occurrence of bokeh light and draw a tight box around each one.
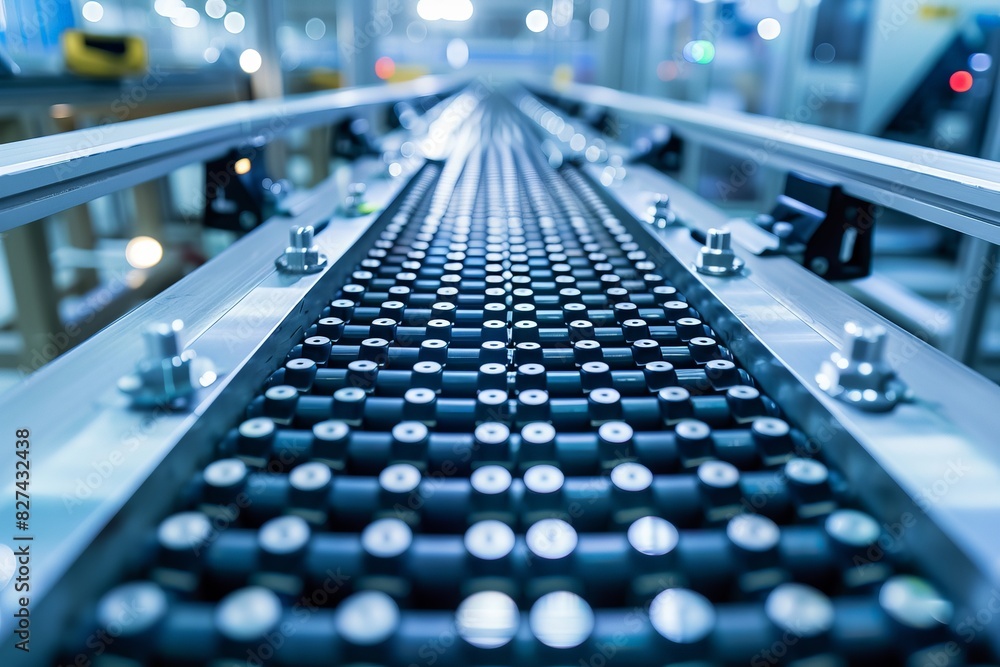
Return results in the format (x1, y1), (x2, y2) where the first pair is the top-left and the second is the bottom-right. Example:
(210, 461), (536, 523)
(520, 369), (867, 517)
(375, 56), (396, 80)
(757, 18), (781, 40)
(950, 71), (973, 93)
(82, 1), (104, 22)
(683, 40), (716, 64)
(125, 237), (163, 270)
(239, 49), (262, 74)
(526, 10), (549, 33)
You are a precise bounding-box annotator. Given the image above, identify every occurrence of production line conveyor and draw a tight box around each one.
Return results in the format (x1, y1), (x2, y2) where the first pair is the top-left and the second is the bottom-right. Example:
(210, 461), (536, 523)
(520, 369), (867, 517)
(4, 82), (1000, 667)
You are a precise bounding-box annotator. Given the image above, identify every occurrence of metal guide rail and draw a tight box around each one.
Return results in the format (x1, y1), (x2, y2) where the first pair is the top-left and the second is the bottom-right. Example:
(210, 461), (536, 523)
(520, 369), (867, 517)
(0, 75), (465, 231)
(0, 93), (984, 667)
(526, 79), (1000, 246)
(2, 85), (1000, 666)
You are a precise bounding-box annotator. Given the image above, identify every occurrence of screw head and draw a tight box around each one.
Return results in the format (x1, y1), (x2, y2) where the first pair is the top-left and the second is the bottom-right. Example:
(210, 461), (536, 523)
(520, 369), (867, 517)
(276, 225), (327, 274)
(696, 228), (744, 276)
(142, 319), (183, 359)
(650, 193), (677, 226)
(706, 229), (731, 251)
(120, 319), (214, 407)
(289, 225), (314, 249)
(816, 321), (907, 411)
(344, 182), (368, 216)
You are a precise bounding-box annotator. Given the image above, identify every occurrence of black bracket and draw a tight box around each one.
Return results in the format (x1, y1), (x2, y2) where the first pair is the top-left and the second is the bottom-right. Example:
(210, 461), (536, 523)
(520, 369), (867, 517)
(635, 131), (684, 173)
(331, 116), (378, 160)
(759, 173), (876, 281)
(203, 148), (288, 233)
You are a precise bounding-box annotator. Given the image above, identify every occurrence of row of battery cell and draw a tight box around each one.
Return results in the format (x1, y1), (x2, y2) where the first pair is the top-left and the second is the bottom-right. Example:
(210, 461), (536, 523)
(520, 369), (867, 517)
(69, 104), (970, 666)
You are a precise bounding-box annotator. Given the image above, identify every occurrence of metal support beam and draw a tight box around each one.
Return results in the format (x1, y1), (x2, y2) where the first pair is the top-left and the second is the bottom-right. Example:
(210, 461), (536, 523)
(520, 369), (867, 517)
(48, 116), (100, 293)
(4, 221), (61, 372)
(132, 178), (168, 240)
(63, 204), (99, 293)
(947, 236), (997, 365)
(592, 0), (626, 90)
(337, 0), (379, 88)
(950, 32), (1000, 368)
(249, 0), (288, 179)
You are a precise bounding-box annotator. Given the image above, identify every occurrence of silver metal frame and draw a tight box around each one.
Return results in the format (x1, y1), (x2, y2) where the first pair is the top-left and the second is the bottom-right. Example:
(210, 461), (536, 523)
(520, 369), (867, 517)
(5, 78), (1000, 661)
(0, 153), (426, 665)
(593, 160), (1000, 654)
(0, 75), (462, 231)
(0, 72), (247, 115)
(533, 79), (1000, 245)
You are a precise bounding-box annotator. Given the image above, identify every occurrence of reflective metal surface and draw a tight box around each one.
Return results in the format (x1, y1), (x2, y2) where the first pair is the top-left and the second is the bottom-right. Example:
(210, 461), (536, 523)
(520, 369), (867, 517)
(0, 153), (424, 663)
(649, 588), (716, 644)
(7, 80), (1000, 663)
(0, 75), (463, 229)
(455, 591), (520, 649)
(528, 591), (595, 649)
(335, 591), (400, 646)
(536, 79), (1000, 244)
(593, 159), (1000, 653)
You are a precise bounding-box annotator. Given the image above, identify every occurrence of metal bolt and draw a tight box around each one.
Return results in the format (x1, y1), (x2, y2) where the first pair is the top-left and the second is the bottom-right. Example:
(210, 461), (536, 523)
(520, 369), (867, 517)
(844, 321), (886, 363)
(275, 225), (327, 274)
(291, 225), (312, 248)
(696, 228), (744, 276)
(650, 193), (677, 227)
(143, 319), (182, 359)
(816, 321), (908, 412)
(344, 182), (368, 216)
(708, 229), (729, 250)
(118, 319), (216, 407)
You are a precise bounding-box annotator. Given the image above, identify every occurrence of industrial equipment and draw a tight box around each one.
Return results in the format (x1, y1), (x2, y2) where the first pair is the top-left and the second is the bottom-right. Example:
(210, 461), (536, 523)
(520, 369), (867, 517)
(2, 77), (1000, 666)
(61, 31), (147, 79)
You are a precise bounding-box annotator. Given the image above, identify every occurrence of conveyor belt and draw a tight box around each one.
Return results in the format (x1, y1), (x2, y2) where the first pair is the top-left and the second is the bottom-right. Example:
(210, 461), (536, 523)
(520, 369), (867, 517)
(62, 102), (974, 666)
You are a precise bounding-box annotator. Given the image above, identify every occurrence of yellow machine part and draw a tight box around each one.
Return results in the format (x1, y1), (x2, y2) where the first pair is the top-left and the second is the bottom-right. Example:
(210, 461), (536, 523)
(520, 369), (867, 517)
(62, 31), (148, 77)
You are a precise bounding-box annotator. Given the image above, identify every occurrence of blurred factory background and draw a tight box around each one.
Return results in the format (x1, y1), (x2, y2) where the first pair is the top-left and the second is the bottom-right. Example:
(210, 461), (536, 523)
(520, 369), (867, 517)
(3, 0), (1000, 392)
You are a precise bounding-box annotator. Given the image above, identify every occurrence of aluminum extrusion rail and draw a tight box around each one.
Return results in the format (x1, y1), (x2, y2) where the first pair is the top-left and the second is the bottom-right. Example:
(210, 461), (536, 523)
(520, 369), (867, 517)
(530, 80), (1000, 245)
(0, 75), (466, 231)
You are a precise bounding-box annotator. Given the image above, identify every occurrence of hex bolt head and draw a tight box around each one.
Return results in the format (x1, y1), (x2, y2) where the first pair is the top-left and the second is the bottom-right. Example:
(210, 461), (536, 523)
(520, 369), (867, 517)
(118, 319), (216, 407)
(696, 228), (744, 277)
(844, 321), (887, 364)
(650, 193), (677, 227)
(708, 229), (730, 250)
(344, 182), (368, 216)
(816, 321), (908, 412)
(142, 319), (182, 359)
(275, 225), (328, 274)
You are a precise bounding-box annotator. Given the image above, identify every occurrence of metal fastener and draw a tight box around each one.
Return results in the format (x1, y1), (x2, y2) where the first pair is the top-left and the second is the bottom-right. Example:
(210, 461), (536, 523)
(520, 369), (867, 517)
(344, 182), (368, 216)
(118, 319), (216, 407)
(650, 193), (677, 227)
(816, 321), (908, 412)
(275, 225), (327, 274)
(695, 228), (744, 276)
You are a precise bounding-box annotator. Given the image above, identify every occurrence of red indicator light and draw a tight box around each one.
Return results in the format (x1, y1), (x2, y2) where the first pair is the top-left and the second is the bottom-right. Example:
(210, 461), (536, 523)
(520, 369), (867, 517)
(950, 70), (973, 93)
(375, 56), (396, 80)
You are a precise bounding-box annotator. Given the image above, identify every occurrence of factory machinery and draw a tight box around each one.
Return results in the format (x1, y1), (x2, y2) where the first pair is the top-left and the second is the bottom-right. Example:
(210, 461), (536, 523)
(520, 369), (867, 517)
(4, 77), (1000, 667)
